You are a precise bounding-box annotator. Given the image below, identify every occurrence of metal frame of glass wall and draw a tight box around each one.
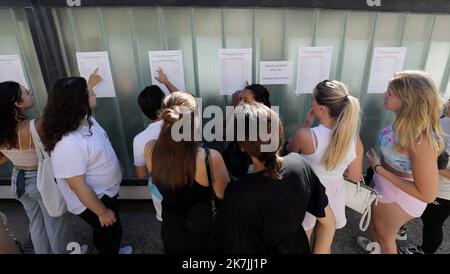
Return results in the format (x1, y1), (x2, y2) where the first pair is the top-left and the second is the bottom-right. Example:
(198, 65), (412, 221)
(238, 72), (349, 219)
(1, 1), (449, 190)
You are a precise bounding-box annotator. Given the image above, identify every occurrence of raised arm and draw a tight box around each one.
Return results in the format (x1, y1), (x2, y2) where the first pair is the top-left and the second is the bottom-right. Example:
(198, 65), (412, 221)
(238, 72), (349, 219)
(155, 67), (178, 93)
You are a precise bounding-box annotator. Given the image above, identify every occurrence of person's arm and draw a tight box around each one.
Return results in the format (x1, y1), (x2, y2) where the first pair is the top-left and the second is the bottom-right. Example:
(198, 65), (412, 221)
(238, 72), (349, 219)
(135, 166), (148, 179)
(439, 169), (450, 180)
(0, 152), (9, 165)
(343, 135), (364, 183)
(313, 204), (336, 254)
(144, 140), (156, 174)
(209, 149), (230, 200)
(155, 67), (178, 93)
(66, 175), (116, 227)
(286, 128), (315, 155)
(367, 137), (439, 203)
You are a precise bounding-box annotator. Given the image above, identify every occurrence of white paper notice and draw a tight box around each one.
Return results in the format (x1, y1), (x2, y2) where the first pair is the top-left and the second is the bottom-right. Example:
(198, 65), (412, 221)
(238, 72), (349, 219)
(76, 51), (116, 98)
(259, 61), (293, 85)
(296, 47), (332, 94)
(219, 48), (252, 95)
(148, 50), (186, 95)
(0, 55), (28, 89)
(367, 47), (406, 94)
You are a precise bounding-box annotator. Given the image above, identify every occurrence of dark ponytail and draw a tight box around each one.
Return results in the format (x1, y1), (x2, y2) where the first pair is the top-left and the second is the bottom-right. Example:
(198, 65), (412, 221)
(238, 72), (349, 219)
(0, 81), (25, 149)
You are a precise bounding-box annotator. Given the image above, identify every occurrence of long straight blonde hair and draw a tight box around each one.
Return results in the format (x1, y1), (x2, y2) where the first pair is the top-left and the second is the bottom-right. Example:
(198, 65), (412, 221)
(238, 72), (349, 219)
(313, 80), (361, 170)
(389, 70), (444, 154)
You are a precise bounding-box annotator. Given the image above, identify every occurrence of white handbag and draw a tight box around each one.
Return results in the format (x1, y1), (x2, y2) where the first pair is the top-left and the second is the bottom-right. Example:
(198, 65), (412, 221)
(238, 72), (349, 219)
(29, 119), (67, 217)
(345, 175), (381, 231)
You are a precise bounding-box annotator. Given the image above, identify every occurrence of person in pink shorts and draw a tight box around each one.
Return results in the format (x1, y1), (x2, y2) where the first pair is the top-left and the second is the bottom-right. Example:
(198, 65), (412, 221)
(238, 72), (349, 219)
(363, 70), (444, 254)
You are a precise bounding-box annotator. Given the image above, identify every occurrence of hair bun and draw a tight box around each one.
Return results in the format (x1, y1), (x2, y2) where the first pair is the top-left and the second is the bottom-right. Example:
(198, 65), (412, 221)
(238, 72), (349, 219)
(161, 107), (182, 124)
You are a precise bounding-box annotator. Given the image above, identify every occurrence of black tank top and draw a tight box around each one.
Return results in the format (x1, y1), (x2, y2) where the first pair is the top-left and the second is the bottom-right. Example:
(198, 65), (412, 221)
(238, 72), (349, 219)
(159, 181), (214, 254)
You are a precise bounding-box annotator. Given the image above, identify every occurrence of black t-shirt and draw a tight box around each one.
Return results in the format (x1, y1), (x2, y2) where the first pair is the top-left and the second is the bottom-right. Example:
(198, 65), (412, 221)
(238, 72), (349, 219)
(211, 152), (328, 254)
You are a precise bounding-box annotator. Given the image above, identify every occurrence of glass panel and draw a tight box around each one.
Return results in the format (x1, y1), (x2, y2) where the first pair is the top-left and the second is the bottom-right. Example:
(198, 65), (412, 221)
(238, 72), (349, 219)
(254, 9), (285, 111)
(283, 9), (315, 137)
(193, 8), (223, 108)
(425, 15), (450, 92)
(402, 14), (434, 70)
(164, 8), (196, 94)
(0, 9), (47, 179)
(360, 12), (405, 154)
(316, 10), (347, 80)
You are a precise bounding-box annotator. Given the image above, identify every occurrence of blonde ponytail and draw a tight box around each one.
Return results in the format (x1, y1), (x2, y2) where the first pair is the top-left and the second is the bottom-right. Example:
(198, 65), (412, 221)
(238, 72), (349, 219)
(324, 96), (360, 170)
(313, 80), (361, 170)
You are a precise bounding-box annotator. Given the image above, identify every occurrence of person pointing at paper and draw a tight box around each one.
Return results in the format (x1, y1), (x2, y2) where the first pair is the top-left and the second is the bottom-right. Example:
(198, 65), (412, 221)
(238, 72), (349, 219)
(42, 69), (129, 254)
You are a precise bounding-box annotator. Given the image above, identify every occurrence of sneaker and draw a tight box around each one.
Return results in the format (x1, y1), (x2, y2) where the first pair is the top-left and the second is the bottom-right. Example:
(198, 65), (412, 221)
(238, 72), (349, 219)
(396, 227), (407, 241)
(357, 236), (371, 251)
(398, 245), (424, 254)
(356, 236), (380, 254)
(119, 245), (133, 254)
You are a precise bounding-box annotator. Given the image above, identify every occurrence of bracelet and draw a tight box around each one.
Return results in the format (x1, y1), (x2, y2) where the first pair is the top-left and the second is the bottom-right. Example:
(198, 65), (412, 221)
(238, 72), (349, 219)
(373, 164), (382, 173)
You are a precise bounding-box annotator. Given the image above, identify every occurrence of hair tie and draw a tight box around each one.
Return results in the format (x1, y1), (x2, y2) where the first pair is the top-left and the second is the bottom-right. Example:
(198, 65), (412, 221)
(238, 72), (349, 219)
(344, 95), (349, 102)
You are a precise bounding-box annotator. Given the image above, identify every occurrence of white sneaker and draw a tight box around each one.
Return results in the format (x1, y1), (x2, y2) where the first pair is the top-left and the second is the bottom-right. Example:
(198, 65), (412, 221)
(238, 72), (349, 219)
(119, 246), (133, 254)
(398, 245), (424, 254)
(357, 236), (380, 254)
(357, 236), (371, 252)
(396, 228), (407, 241)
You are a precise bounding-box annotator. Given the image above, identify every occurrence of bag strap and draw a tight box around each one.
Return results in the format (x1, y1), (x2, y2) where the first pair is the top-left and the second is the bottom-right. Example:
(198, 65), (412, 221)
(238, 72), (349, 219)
(29, 119), (47, 162)
(203, 146), (217, 217)
(357, 175), (381, 231)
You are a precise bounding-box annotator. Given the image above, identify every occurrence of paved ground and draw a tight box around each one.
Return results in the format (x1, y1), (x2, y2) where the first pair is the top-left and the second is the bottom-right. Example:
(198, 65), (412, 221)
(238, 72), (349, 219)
(1, 199), (449, 254)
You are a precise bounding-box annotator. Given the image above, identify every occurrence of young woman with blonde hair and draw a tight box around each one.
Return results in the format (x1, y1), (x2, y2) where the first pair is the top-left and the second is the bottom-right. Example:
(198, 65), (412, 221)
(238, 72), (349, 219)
(145, 91), (229, 254)
(362, 70), (444, 254)
(287, 80), (364, 250)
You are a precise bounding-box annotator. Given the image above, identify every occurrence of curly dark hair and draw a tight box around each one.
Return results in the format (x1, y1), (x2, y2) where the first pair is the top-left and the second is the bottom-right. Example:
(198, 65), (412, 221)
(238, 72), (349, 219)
(42, 77), (93, 152)
(0, 81), (26, 149)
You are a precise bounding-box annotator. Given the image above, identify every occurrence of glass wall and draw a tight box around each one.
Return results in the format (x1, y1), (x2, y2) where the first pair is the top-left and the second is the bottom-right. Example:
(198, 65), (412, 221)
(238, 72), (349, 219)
(51, 7), (450, 178)
(1, 7), (449, 180)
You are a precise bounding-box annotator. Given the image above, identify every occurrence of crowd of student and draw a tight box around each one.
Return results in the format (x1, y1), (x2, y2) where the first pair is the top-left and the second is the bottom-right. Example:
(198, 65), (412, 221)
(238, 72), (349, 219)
(0, 68), (449, 254)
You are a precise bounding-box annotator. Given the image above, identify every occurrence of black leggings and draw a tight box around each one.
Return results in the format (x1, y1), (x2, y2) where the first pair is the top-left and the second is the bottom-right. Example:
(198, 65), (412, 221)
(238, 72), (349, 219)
(78, 195), (122, 254)
(420, 197), (450, 254)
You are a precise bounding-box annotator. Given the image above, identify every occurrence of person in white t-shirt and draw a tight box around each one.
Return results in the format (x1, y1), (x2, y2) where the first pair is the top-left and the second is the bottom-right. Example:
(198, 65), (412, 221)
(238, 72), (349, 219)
(42, 73), (124, 254)
(133, 68), (178, 221)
